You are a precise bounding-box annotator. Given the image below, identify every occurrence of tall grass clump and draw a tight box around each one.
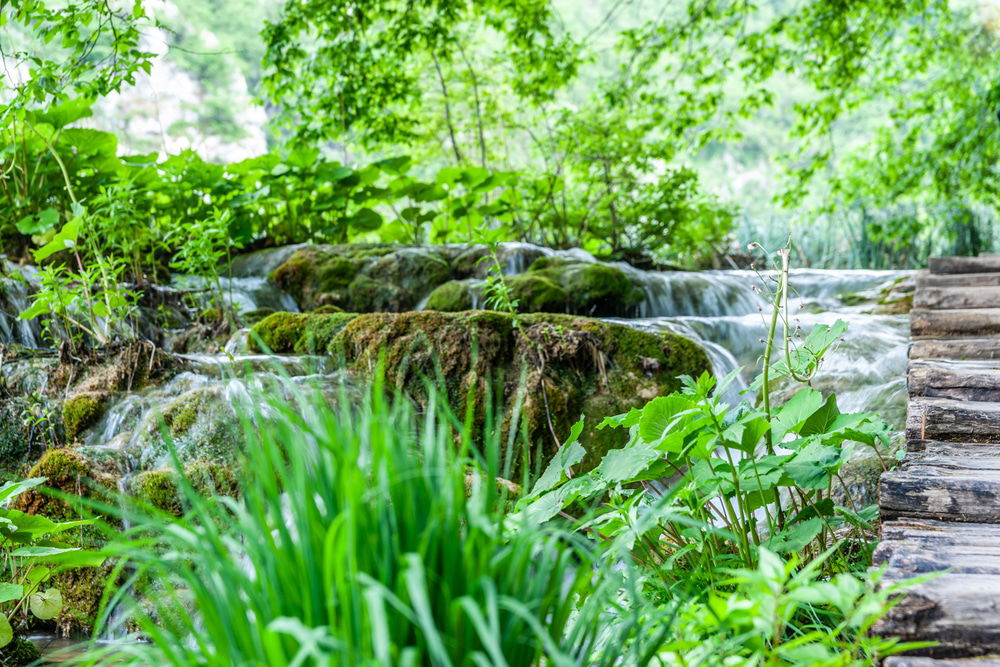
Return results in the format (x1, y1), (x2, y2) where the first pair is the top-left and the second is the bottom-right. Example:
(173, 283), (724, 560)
(74, 375), (661, 666)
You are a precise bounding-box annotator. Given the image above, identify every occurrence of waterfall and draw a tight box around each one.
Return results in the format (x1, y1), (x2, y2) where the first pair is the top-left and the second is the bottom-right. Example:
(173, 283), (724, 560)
(0, 260), (41, 348)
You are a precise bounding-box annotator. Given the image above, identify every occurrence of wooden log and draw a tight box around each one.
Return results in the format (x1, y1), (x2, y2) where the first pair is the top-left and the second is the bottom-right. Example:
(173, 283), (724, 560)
(910, 339), (1000, 361)
(880, 454), (1000, 522)
(908, 360), (1000, 401)
(918, 271), (1000, 289)
(882, 518), (1000, 546)
(875, 522), (1000, 574)
(915, 287), (1000, 310)
(929, 255), (1000, 275)
(908, 440), (1000, 456)
(874, 572), (1000, 658)
(885, 657), (1000, 666)
(906, 398), (1000, 443)
(911, 309), (1000, 339)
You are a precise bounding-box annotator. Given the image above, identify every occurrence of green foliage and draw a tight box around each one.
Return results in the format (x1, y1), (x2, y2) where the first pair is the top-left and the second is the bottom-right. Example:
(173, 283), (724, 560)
(82, 383), (657, 666)
(656, 548), (925, 664)
(0, 477), (104, 649)
(262, 0), (580, 146)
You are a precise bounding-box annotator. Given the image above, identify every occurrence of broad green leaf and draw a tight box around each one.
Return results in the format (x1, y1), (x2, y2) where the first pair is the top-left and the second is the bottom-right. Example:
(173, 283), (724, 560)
(0, 612), (11, 648)
(15, 207), (60, 235)
(599, 442), (661, 484)
(783, 442), (843, 489)
(764, 517), (824, 554)
(530, 419), (585, 496)
(29, 588), (62, 620)
(33, 215), (82, 262)
(771, 388), (824, 443)
(0, 478), (46, 506)
(799, 394), (841, 436)
(0, 584), (23, 604)
(596, 407), (641, 431)
(10, 546), (79, 558)
(637, 394), (697, 445)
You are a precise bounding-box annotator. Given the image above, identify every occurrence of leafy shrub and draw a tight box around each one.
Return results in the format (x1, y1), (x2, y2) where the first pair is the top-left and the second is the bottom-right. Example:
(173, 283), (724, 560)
(0, 477), (104, 652)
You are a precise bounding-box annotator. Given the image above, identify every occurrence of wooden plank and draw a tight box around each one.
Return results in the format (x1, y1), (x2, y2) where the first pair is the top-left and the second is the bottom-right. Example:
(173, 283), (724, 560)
(885, 658), (1000, 666)
(908, 440), (1000, 456)
(908, 360), (1000, 401)
(880, 455), (1000, 522)
(911, 309), (1000, 339)
(910, 339), (1000, 360)
(906, 398), (1000, 443)
(914, 287), (1000, 310)
(918, 271), (1000, 289)
(929, 255), (1000, 275)
(875, 524), (1000, 574)
(882, 518), (1000, 546)
(873, 572), (1000, 657)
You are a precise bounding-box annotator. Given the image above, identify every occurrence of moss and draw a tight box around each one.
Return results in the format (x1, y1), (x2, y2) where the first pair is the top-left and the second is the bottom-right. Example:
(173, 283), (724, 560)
(131, 462), (238, 516)
(62, 392), (107, 442)
(558, 263), (644, 316)
(269, 245), (454, 312)
(242, 307), (275, 325)
(132, 470), (181, 513)
(161, 391), (207, 437)
(15, 448), (114, 524)
(250, 312), (359, 354)
(527, 256), (570, 271)
(425, 281), (474, 312)
(0, 635), (40, 666)
(50, 565), (112, 637)
(252, 310), (711, 470)
(346, 274), (406, 312)
(311, 304), (344, 314)
(508, 274), (568, 313)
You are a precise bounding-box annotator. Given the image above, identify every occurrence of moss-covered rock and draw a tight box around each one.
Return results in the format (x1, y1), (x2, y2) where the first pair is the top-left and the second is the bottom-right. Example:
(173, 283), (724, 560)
(62, 391), (107, 442)
(0, 397), (61, 474)
(267, 244), (648, 317)
(269, 244), (455, 312)
(252, 310), (710, 469)
(50, 564), (112, 638)
(523, 261), (645, 316)
(130, 462), (238, 516)
(508, 274), (568, 313)
(133, 387), (242, 470)
(14, 448), (115, 522)
(250, 312), (359, 354)
(425, 281), (475, 312)
(0, 635), (41, 666)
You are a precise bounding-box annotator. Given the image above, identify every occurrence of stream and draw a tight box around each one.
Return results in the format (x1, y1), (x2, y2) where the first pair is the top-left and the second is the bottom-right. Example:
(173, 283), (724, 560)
(1, 244), (911, 658)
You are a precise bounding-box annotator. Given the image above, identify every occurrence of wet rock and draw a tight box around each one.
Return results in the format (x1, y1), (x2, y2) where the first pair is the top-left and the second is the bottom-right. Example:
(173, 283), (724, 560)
(0, 636), (41, 666)
(251, 310), (711, 469)
(130, 461), (239, 515)
(425, 280), (476, 312)
(267, 243), (648, 317)
(62, 392), (108, 443)
(270, 244), (454, 312)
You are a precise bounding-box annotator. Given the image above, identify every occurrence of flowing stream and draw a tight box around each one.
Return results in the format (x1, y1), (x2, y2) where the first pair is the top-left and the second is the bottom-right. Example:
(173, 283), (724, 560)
(2, 244), (911, 656)
(1, 244), (912, 464)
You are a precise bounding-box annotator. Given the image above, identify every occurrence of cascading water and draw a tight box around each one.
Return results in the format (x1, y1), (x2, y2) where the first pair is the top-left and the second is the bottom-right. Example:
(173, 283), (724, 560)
(619, 267), (911, 426)
(0, 260), (41, 348)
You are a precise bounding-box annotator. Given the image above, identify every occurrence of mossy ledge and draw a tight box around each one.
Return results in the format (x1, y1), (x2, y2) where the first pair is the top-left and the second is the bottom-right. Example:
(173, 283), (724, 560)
(62, 391), (108, 442)
(251, 310), (711, 468)
(267, 243), (649, 317)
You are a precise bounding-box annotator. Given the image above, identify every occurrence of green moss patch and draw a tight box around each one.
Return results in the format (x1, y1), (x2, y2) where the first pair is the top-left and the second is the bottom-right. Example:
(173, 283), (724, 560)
(252, 310), (710, 469)
(425, 280), (475, 312)
(269, 244), (455, 312)
(62, 391), (108, 442)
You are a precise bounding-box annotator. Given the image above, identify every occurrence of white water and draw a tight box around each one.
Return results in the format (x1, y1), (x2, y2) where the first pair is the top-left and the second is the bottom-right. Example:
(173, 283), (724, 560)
(2, 243), (913, 469)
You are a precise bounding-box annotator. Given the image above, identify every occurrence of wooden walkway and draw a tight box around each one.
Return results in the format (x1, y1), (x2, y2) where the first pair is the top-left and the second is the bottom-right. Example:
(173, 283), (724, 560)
(876, 255), (1000, 665)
